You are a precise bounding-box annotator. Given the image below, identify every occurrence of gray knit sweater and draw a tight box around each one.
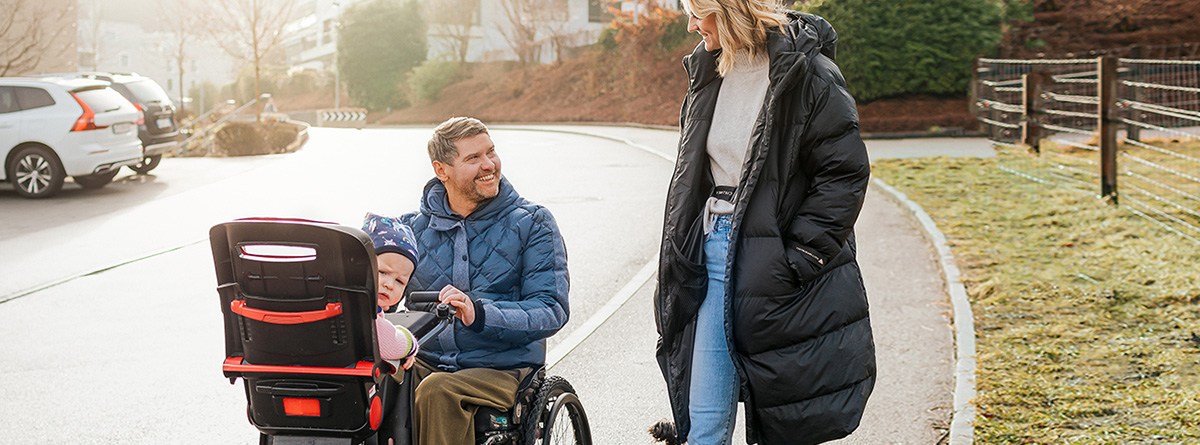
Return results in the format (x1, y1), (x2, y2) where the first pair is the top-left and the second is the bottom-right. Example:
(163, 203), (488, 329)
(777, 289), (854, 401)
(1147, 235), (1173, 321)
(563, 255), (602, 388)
(704, 50), (770, 229)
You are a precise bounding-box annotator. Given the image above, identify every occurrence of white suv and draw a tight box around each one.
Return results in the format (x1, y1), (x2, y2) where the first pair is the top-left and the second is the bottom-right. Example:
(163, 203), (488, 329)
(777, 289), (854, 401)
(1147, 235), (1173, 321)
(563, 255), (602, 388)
(1, 77), (142, 198)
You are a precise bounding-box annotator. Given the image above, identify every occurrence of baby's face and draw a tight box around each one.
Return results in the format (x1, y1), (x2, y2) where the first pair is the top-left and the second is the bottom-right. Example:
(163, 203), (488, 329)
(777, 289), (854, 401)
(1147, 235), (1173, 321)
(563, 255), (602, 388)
(377, 252), (414, 310)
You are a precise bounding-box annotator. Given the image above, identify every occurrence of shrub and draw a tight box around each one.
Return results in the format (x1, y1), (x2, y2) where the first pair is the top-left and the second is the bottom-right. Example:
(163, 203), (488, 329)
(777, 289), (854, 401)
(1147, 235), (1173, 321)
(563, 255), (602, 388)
(214, 122), (268, 156)
(409, 60), (463, 102)
(658, 13), (693, 52)
(597, 26), (619, 52)
(605, 2), (688, 56)
(279, 70), (322, 97)
(266, 122), (302, 152)
(801, 0), (1008, 101)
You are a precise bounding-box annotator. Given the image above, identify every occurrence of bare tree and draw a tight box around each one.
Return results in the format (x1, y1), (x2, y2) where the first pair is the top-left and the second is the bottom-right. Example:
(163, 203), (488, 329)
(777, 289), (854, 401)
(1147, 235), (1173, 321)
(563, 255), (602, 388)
(80, 0), (104, 71)
(202, 0), (297, 114)
(0, 0), (75, 76)
(425, 0), (481, 63)
(497, 0), (569, 65)
(541, 0), (573, 63)
(159, 0), (198, 112)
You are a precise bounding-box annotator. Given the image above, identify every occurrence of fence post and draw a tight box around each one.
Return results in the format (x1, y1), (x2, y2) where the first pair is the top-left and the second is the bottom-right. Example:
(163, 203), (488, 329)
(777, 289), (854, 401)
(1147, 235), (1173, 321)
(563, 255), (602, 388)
(1125, 46), (1142, 142)
(1022, 70), (1048, 151)
(969, 59), (981, 118)
(1099, 56), (1119, 204)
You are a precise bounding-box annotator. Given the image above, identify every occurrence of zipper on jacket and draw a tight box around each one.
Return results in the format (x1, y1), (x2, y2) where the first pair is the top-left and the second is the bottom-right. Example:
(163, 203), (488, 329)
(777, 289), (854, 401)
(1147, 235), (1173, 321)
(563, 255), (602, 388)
(795, 246), (824, 265)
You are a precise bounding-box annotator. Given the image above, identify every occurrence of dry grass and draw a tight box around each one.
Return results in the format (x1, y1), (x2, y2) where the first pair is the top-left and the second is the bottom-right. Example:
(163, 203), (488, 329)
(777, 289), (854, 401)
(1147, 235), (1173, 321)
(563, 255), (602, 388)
(871, 155), (1200, 443)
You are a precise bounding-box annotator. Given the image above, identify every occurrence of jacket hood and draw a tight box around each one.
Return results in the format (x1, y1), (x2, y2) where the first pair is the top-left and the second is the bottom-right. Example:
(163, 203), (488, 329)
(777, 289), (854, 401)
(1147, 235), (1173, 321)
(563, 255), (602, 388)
(420, 176), (520, 221)
(683, 12), (838, 90)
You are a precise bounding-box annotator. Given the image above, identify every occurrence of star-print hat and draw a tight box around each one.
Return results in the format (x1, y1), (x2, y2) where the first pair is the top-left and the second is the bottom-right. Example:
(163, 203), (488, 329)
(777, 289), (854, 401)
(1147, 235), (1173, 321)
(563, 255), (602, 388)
(362, 212), (419, 265)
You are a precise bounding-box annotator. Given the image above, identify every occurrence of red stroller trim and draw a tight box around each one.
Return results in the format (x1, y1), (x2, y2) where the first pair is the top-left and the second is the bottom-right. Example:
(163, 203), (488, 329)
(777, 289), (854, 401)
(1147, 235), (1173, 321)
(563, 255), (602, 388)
(223, 357), (375, 377)
(230, 300), (343, 325)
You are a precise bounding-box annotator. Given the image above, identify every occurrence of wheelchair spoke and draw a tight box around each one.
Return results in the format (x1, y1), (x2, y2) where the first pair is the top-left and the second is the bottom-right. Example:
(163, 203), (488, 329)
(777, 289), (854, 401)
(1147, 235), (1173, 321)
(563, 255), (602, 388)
(549, 403), (578, 444)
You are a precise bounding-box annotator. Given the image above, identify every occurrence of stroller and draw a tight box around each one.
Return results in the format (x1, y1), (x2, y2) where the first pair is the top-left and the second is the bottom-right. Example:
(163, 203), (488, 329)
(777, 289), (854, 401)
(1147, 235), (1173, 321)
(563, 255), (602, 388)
(210, 218), (591, 444)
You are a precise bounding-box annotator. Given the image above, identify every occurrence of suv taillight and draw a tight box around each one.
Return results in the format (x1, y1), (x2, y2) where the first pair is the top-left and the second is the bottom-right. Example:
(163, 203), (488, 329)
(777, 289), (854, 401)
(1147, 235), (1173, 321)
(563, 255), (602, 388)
(69, 92), (108, 131)
(133, 103), (145, 125)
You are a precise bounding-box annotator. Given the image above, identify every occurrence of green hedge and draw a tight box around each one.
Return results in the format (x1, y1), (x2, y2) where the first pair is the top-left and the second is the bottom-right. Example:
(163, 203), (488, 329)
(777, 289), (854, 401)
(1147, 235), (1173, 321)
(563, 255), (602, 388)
(409, 61), (463, 103)
(803, 0), (1007, 102)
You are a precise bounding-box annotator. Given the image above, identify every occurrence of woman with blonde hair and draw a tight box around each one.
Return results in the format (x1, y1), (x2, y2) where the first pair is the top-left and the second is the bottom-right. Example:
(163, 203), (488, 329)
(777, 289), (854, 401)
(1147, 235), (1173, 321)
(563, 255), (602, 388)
(653, 0), (876, 443)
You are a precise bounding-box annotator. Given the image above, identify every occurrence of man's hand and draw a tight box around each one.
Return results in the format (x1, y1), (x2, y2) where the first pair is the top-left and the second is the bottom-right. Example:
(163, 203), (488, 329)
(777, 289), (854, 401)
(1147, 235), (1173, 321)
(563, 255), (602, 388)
(400, 356), (416, 370)
(439, 284), (476, 326)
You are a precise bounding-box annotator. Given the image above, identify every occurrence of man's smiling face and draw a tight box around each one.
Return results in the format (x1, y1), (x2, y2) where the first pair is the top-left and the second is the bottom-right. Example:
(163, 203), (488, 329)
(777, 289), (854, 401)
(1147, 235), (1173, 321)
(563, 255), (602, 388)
(434, 132), (501, 216)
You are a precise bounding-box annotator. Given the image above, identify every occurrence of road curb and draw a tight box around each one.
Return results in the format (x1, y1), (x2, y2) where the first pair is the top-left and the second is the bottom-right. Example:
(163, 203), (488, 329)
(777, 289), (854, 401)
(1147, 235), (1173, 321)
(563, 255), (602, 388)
(871, 178), (977, 445)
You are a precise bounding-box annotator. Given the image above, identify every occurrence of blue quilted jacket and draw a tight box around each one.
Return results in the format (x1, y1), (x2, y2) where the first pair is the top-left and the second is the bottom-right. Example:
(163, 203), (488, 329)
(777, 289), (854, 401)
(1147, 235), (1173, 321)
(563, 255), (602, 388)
(400, 177), (570, 371)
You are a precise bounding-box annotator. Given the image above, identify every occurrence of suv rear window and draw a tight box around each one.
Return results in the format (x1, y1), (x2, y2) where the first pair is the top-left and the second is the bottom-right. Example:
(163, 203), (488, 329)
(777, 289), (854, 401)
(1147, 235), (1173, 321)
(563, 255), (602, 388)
(15, 87), (56, 110)
(73, 87), (130, 112)
(120, 79), (172, 104)
(0, 87), (16, 113)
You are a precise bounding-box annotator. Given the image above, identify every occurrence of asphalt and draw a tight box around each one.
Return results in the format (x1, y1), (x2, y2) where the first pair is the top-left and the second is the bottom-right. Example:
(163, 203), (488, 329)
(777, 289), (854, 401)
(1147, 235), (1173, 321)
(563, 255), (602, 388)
(509, 125), (994, 444)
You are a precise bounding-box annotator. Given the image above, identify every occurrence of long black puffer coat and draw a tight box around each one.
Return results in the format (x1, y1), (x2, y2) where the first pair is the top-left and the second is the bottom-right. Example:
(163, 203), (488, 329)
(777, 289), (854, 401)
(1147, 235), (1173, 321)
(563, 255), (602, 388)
(654, 13), (876, 445)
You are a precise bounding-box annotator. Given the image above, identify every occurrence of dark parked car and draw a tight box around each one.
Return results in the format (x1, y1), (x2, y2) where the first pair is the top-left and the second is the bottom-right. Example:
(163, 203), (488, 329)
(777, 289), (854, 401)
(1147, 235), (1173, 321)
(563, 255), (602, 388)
(40, 72), (179, 174)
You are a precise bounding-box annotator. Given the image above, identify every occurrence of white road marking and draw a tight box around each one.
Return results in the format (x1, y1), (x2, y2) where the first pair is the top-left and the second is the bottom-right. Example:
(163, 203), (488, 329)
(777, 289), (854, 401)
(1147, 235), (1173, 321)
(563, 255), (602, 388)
(546, 254), (658, 369)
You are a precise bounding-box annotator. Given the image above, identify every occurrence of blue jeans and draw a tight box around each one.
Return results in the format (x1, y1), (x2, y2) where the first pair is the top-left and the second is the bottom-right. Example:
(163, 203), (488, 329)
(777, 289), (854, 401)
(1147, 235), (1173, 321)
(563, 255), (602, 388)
(688, 214), (738, 445)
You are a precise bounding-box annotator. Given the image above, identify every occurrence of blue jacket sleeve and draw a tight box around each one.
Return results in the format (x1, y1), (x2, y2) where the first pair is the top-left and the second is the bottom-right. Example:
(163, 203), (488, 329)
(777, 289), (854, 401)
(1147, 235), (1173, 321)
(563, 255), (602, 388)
(474, 207), (570, 345)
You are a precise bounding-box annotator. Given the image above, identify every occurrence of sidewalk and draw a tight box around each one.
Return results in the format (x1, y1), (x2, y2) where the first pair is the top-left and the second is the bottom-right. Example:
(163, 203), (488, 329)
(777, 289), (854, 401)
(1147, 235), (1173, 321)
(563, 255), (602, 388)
(534, 125), (982, 443)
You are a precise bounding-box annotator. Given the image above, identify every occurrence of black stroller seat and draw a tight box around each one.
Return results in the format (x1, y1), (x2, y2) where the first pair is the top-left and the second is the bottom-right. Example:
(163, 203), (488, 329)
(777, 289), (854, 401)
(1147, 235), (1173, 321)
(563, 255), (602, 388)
(211, 218), (428, 443)
(212, 217), (590, 445)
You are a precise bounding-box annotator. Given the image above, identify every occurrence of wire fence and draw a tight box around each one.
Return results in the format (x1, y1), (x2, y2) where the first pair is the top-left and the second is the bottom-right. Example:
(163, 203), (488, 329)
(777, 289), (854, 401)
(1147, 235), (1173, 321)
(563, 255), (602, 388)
(973, 55), (1200, 244)
(1003, 42), (1200, 61)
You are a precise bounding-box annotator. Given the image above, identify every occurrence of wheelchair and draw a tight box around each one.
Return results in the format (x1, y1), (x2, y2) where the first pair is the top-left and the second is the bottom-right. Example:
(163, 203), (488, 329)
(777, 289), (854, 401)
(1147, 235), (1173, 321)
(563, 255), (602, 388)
(210, 218), (592, 445)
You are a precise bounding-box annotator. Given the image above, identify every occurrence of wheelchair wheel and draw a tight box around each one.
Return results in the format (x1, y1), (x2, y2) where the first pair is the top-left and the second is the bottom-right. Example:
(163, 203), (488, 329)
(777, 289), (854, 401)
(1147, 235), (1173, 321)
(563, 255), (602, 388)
(522, 376), (591, 445)
(541, 392), (590, 445)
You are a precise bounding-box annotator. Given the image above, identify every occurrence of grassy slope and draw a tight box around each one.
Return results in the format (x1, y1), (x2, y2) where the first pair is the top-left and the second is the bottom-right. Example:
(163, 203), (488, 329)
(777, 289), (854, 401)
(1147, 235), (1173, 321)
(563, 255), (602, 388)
(871, 154), (1200, 443)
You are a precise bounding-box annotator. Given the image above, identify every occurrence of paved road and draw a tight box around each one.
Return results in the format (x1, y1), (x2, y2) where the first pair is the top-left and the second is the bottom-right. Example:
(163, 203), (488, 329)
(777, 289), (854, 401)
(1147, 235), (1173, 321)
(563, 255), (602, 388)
(0, 124), (984, 443)
(0, 127), (667, 442)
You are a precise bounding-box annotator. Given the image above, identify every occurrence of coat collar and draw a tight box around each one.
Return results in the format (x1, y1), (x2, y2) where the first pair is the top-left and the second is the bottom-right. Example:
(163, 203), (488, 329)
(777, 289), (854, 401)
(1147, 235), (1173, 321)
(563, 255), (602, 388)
(420, 176), (520, 226)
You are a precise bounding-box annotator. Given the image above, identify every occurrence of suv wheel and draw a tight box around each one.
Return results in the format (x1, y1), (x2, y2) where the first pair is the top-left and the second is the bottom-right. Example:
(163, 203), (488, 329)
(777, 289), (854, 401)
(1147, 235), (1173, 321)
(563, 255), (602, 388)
(129, 154), (162, 175)
(74, 169), (120, 189)
(9, 145), (65, 199)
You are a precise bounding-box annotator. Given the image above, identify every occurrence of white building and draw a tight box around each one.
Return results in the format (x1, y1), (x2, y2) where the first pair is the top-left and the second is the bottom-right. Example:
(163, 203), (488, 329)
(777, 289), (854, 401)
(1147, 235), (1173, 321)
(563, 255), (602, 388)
(283, 0), (356, 73)
(283, 0), (675, 73)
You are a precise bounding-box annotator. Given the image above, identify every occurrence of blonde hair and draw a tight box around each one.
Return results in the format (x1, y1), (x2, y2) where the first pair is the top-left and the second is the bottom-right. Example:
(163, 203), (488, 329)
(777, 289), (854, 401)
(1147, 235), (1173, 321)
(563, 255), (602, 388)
(428, 117), (488, 164)
(681, 0), (787, 77)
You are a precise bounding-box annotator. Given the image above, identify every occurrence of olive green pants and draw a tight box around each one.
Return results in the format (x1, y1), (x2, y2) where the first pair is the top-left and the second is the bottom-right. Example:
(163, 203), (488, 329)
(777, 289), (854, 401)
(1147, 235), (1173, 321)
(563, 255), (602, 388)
(412, 359), (531, 445)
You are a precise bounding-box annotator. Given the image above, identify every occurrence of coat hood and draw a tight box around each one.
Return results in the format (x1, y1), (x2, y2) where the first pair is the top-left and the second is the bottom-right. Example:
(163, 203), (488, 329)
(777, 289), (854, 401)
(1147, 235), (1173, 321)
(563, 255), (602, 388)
(682, 12), (839, 92)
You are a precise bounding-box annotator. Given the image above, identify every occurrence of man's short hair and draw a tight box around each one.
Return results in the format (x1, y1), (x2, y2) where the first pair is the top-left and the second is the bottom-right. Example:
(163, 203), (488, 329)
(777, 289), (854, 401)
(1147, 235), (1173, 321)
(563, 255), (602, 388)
(428, 117), (489, 164)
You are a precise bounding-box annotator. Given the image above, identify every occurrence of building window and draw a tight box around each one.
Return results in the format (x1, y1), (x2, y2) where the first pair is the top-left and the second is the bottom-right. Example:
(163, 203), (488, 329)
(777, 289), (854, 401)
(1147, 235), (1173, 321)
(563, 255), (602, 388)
(120, 54), (130, 67)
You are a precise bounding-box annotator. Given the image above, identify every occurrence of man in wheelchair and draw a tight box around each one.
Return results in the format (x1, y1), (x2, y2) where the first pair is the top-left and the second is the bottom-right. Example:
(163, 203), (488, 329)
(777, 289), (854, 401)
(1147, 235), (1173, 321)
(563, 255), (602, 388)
(397, 117), (571, 445)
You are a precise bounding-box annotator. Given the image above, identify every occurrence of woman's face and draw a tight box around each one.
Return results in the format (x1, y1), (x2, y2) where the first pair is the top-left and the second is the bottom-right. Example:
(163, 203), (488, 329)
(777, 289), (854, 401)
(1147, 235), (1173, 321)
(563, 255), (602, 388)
(686, 8), (721, 50)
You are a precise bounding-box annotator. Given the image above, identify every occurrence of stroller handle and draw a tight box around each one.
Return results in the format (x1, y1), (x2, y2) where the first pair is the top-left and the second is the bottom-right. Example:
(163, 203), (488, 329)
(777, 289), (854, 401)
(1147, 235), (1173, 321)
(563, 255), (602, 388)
(230, 300), (344, 325)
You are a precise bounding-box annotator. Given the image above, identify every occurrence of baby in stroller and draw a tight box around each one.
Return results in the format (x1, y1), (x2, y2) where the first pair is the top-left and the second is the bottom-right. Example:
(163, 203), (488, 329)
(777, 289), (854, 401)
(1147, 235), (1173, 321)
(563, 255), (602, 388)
(363, 212), (421, 369)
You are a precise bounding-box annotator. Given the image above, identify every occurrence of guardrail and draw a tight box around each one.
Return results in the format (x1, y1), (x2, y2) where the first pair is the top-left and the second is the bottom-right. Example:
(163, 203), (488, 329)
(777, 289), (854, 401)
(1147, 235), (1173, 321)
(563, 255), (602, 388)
(973, 56), (1200, 244)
